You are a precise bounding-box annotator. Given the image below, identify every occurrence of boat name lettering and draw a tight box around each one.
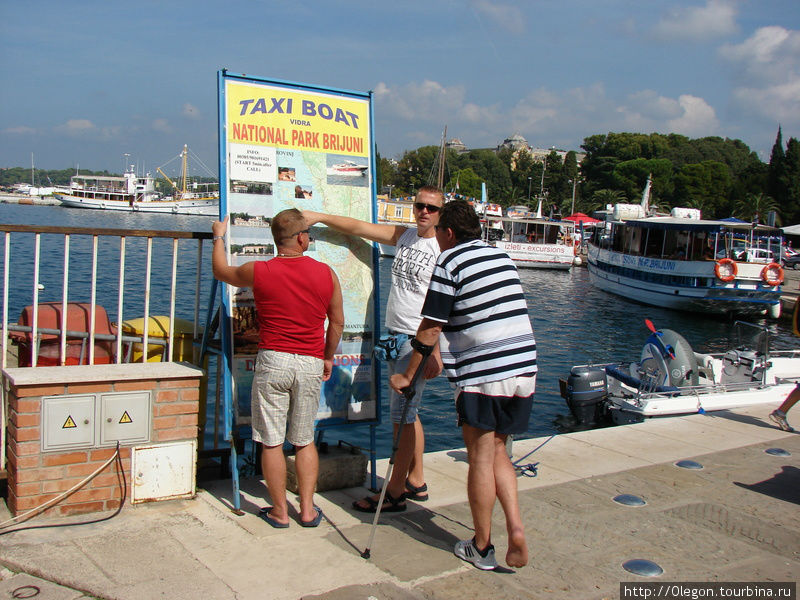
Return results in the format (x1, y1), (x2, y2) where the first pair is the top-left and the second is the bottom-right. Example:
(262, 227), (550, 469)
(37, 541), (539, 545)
(290, 119), (311, 126)
(237, 97), (361, 130)
(635, 256), (677, 271)
(502, 243), (567, 255)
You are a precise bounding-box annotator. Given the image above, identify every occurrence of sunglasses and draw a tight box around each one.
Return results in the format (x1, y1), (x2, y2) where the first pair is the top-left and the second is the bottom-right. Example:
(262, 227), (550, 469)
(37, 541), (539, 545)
(285, 229), (314, 241)
(414, 202), (441, 213)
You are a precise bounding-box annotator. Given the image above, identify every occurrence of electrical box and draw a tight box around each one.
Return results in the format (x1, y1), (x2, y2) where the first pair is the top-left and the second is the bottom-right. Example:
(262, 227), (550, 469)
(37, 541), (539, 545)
(42, 395), (95, 451)
(131, 440), (197, 503)
(41, 391), (152, 452)
(100, 391), (151, 445)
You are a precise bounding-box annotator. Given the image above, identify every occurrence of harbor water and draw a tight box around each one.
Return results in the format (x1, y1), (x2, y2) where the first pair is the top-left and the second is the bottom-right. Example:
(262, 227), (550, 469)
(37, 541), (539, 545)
(2, 203), (797, 459)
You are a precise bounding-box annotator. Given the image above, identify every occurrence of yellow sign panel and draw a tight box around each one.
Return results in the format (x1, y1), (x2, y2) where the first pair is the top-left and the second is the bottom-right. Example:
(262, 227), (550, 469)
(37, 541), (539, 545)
(119, 411), (133, 424)
(226, 81), (369, 157)
(62, 415), (77, 429)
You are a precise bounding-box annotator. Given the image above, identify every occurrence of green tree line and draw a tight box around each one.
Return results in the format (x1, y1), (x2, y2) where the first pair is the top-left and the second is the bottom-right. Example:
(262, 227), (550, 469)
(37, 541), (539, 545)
(379, 129), (800, 224)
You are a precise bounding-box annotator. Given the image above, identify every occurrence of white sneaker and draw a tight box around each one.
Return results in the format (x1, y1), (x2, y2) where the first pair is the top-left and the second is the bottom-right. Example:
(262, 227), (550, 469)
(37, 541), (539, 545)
(454, 538), (497, 570)
(770, 410), (794, 432)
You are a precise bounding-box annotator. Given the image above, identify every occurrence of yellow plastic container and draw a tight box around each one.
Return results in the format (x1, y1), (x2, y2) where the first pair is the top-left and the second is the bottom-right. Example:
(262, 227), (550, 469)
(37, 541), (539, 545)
(120, 316), (196, 362)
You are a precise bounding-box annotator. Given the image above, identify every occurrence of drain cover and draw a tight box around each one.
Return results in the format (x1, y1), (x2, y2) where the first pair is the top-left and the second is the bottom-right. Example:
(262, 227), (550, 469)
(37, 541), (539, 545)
(675, 459), (703, 469)
(613, 494), (646, 506)
(622, 559), (663, 577)
(765, 448), (791, 457)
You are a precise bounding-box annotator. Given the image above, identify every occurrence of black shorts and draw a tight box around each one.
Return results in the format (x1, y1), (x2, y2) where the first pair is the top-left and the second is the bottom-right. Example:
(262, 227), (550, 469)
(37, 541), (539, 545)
(455, 387), (533, 435)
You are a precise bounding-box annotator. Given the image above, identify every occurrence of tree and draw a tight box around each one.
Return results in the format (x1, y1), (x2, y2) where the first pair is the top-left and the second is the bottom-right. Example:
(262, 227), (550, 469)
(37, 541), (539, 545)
(733, 193), (779, 225)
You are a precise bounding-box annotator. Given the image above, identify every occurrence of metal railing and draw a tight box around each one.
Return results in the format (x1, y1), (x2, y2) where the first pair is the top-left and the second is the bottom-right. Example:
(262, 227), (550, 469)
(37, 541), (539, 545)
(1, 223), (215, 471)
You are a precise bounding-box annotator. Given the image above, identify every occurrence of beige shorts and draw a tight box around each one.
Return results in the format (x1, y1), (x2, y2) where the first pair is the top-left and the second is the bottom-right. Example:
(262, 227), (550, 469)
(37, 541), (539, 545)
(250, 349), (323, 447)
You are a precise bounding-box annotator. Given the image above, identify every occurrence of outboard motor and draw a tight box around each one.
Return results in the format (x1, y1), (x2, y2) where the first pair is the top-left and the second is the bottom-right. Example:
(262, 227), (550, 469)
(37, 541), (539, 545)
(563, 366), (608, 426)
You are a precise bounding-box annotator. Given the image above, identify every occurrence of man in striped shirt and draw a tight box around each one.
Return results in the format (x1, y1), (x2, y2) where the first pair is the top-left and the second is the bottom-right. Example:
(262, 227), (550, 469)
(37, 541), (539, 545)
(390, 199), (537, 571)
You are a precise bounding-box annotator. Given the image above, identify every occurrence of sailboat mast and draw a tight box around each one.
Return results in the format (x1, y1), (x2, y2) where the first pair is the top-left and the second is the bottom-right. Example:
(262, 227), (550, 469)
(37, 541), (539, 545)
(437, 126), (447, 190)
(181, 144), (188, 198)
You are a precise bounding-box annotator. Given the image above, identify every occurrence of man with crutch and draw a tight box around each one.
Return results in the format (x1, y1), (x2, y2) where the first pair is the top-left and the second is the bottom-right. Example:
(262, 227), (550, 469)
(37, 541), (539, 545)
(390, 199), (537, 570)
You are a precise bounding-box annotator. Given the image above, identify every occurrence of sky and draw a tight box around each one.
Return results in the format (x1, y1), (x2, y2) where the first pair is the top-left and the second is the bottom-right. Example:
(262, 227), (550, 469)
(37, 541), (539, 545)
(2, 0), (800, 176)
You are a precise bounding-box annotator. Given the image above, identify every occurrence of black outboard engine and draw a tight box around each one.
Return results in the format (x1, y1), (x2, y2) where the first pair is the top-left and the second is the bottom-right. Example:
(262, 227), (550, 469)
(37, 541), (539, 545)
(563, 366), (608, 426)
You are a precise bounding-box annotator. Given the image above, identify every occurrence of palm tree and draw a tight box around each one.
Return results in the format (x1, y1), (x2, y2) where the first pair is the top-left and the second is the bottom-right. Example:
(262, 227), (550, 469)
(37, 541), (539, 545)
(733, 193), (780, 225)
(591, 189), (627, 209)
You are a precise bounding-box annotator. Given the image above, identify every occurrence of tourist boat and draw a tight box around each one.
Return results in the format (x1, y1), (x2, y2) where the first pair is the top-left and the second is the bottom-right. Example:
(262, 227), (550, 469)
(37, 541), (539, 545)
(328, 160), (368, 176)
(54, 145), (219, 215)
(561, 320), (800, 426)
(586, 177), (784, 317)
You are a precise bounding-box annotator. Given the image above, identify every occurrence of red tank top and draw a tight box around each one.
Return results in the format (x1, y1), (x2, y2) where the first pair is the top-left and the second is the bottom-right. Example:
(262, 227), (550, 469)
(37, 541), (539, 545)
(252, 257), (333, 358)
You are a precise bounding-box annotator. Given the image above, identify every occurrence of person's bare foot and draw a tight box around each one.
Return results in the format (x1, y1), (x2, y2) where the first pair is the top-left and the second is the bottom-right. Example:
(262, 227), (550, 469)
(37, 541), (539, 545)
(506, 527), (528, 567)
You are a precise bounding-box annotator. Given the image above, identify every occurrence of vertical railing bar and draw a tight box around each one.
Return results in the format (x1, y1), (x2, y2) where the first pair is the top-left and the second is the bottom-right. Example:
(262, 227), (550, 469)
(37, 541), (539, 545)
(116, 237), (126, 364)
(60, 234), (71, 366)
(168, 238), (178, 362)
(193, 240), (203, 363)
(142, 238), (152, 363)
(31, 233), (41, 367)
(2, 232), (10, 370)
(89, 235), (98, 365)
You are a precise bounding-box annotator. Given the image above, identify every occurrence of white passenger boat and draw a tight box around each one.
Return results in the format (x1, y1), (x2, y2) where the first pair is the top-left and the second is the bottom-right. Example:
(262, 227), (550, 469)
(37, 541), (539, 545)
(561, 320), (800, 426)
(54, 145), (219, 216)
(485, 215), (578, 270)
(587, 178), (784, 317)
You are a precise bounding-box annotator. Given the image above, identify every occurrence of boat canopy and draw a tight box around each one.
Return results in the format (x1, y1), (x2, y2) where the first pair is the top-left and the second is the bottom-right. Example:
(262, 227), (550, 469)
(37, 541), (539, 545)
(621, 217), (781, 235)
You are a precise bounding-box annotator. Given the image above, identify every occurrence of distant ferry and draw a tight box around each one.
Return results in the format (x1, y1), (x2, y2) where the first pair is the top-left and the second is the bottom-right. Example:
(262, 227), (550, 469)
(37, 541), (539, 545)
(54, 145), (219, 216)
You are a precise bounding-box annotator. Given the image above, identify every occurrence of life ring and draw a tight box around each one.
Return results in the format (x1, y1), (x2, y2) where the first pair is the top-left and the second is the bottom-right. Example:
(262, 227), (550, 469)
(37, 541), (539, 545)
(761, 262), (784, 286)
(714, 258), (737, 282)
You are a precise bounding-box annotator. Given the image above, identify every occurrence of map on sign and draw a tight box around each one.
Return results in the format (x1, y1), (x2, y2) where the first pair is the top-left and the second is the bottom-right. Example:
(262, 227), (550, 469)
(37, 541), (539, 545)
(220, 73), (378, 424)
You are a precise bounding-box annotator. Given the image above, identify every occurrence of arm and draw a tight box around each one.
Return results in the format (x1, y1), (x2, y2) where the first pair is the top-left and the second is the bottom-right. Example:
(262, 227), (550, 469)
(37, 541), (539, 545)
(322, 267), (345, 381)
(302, 209), (406, 246)
(389, 317), (443, 392)
(211, 216), (255, 288)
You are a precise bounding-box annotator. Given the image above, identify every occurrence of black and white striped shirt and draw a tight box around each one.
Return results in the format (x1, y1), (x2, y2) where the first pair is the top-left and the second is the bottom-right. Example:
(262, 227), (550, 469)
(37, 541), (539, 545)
(421, 239), (537, 386)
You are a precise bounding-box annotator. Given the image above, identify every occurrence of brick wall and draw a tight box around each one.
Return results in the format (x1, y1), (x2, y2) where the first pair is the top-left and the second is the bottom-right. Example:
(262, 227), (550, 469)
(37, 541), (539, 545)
(3, 363), (203, 517)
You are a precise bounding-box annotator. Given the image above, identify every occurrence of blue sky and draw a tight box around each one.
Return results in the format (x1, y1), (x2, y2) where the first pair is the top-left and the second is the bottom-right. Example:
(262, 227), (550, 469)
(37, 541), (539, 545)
(2, 0), (799, 175)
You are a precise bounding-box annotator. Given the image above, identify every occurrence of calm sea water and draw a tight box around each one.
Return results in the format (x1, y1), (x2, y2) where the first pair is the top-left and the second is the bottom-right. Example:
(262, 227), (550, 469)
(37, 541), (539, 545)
(2, 203), (797, 459)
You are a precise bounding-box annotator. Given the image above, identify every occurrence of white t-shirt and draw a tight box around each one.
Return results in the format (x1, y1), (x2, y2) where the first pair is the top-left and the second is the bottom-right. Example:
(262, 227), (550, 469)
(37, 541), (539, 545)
(384, 227), (441, 335)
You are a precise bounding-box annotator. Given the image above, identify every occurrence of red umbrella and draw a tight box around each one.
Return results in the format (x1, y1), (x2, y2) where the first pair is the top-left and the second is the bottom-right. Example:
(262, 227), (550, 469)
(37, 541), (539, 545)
(564, 212), (601, 226)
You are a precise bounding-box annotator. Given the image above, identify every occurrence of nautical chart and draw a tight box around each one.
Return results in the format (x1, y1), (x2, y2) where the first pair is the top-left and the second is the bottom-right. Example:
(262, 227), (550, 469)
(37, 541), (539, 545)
(219, 72), (378, 425)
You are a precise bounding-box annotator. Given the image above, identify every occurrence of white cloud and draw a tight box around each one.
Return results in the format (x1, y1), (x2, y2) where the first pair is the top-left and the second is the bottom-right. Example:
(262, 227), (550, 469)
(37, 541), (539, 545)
(471, 1), (526, 35)
(652, 0), (738, 41)
(54, 119), (96, 136)
(152, 118), (172, 133)
(720, 26), (800, 126)
(3, 126), (37, 135)
(182, 103), (201, 119)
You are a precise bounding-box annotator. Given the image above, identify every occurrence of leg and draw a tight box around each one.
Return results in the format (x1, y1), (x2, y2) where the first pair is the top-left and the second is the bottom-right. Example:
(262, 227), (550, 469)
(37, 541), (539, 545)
(294, 442), (319, 523)
(406, 418), (427, 494)
(461, 423), (498, 551)
(260, 443), (290, 525)
(493, 433), (528, 567)
(352, 421), (412, 510)
(771, 384), (800, 431)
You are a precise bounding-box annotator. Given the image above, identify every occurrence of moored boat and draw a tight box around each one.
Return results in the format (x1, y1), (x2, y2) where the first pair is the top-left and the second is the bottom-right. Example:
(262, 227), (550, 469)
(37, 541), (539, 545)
(54, 145), (219, 216)
(484, 214), (578, 270)
(587, 177), (784, 318)
(561, 320), (800, 426)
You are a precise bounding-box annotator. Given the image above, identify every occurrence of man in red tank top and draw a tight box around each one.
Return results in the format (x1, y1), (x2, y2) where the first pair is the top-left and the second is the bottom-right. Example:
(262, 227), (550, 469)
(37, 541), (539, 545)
(212, 209), (344, 528)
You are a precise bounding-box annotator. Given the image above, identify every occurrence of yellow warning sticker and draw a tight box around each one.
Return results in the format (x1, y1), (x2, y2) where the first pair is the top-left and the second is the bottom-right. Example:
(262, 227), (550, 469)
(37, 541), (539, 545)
(119, 411), (133, 424)
(62, 415), (77, 429)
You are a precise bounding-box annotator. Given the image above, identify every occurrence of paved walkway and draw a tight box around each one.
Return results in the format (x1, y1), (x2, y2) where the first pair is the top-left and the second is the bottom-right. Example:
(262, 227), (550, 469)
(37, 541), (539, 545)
(0, 404), (798, 600)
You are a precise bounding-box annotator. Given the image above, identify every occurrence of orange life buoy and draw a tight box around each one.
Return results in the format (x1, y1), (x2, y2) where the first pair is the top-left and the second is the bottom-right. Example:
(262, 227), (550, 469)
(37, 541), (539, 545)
(761, 262), (784, 286)
(714, 258), (737, 282)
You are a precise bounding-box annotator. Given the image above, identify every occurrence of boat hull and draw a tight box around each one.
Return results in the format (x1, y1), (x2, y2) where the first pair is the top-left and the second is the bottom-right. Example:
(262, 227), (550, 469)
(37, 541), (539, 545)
(587, 245), (782, 316)
(55, 193), (218, 216)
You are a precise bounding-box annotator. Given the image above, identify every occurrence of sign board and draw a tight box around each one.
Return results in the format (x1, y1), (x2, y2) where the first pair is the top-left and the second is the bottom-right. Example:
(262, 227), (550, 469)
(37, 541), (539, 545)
(217, 71), (380, 435)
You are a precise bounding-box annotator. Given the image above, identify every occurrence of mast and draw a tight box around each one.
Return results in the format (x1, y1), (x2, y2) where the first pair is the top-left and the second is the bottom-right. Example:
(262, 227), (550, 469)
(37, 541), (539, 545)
(437, 126), (447, 190)
(180, 144), (189, 198)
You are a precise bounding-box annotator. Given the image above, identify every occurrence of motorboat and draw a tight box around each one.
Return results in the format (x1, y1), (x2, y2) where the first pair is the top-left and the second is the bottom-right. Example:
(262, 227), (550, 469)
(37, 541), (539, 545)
(484, 214), (579, 270)
(561, 320), (800, 426)
(328, 160), (368, 176)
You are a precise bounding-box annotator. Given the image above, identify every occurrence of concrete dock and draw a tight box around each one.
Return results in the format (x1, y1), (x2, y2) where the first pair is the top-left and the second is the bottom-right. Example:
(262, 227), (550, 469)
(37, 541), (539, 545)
(0, 403), (797, 600)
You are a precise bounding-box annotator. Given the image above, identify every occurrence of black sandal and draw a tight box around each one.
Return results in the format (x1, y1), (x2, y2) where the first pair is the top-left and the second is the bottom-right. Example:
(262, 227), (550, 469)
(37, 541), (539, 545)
(352, 491), (407, 513)
(404, 479), (429, 501)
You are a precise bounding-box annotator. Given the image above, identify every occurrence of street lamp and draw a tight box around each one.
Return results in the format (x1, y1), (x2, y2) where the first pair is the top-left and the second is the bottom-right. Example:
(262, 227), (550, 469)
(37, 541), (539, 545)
(123, 153), (130, 175)
(387, 184), (393, 200)
(570, 178), (577, 215)
(527, 177), (532, 204)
